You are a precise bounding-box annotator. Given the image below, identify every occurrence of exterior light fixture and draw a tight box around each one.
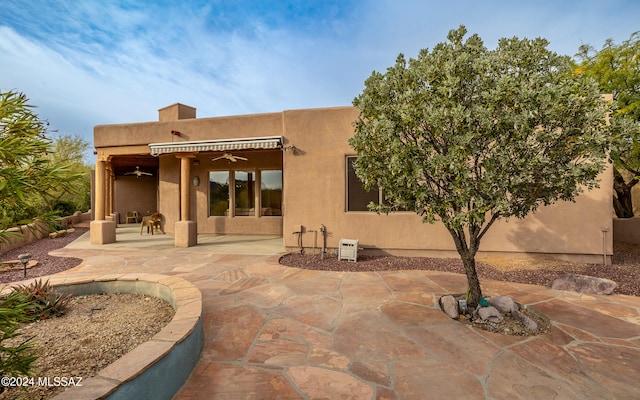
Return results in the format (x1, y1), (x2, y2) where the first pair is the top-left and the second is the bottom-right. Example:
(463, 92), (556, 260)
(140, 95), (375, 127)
(171, 130), (181, 136)
(18, 253), (32, 278)
(192, 175), (200, 186)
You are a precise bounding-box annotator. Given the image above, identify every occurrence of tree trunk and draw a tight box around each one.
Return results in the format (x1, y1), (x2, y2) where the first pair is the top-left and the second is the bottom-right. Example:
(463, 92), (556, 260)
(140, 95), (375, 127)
(613, 173), (637, 218)
(461, 256), (482, 308)
(446, 226), (483, 308)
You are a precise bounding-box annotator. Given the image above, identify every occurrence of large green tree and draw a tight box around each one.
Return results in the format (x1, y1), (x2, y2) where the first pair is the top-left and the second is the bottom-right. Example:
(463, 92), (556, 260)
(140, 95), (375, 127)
(350, 26), (610, 307)
(576, 32), (640, 218)
(0, 90), (81, 247)
(48, 134), (92, 214)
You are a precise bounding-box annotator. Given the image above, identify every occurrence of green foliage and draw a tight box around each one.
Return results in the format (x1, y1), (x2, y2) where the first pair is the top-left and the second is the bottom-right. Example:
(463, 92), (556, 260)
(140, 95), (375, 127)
(576, 32), (640, 217)
(576, 32), (640, 121)
(48, 134), (92, 213)
(350, 26), (610, 306)
(0, 291), (38, 377)
(0, 90), (87, 248)
(11, 279), (72, 320)
(0, 280), (71, 378)
(51, 200), (78, 218)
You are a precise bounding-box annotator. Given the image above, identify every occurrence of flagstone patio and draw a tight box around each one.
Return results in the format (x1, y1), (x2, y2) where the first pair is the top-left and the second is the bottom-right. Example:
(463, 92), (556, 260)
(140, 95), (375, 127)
(46, 225), (640, 399)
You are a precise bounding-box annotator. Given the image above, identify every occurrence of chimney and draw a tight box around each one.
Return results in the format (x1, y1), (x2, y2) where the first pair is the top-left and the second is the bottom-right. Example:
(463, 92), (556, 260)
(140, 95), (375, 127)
(158, 103), (196, 121)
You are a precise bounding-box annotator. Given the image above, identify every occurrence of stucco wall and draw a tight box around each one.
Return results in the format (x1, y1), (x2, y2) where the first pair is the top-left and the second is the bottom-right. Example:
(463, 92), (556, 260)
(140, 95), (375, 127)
(633, 184), (640, 216)
(94, 112), (284, 148)
(281, 107), (613, 263)
(95, 104), (613, 262)
(115, 175), (158, 223)
(158, 156), (180, 233)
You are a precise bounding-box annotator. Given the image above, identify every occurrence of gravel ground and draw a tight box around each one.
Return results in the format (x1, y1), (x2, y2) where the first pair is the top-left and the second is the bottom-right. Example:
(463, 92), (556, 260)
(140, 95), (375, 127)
(280, 242), (640, 297)
(1, 293), (174, 400)
(0, 228), (87, 284)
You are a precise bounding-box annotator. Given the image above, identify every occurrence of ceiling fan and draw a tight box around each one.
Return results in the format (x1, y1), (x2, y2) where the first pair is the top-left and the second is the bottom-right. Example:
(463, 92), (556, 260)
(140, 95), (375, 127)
(211, 153), (248, 162)
(124, 166), (153, 177)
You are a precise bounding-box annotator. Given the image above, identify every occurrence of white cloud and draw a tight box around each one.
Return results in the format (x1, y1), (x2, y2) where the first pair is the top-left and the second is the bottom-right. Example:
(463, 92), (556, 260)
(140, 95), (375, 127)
(1, 0), (639, 163)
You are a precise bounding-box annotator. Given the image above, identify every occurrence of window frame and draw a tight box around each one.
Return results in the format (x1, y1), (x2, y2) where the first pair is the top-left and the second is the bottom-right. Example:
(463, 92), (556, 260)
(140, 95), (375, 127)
(345, 156), (381, 212)
(208, 168), (283, 218)
(260, 169), (283, 217)
(345, 156), (409, 213)
(208, 170), (231, 217)
(233, 170), (256, 217)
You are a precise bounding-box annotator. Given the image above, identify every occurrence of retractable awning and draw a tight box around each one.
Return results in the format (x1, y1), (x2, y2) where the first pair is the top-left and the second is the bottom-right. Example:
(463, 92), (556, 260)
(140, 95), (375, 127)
(149, 135), (283, 156)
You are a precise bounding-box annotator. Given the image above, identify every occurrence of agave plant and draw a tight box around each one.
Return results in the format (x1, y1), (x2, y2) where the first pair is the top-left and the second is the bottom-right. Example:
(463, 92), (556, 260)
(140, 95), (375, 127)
(11, 279), (72, 319)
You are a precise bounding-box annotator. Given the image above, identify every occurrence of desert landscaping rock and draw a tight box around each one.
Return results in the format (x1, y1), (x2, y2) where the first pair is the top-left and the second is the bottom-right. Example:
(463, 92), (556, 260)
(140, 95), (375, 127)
(439, 294), (459, 319)
(512, 308), (539, 332)
(478, 305), (504, 322)
(550, 273), (617, 295)
(488, 295), (518, 315)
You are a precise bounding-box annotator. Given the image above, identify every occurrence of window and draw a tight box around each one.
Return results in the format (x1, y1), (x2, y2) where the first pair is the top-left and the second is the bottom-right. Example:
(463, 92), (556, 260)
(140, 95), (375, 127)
(261, 170), (282, 216)
(209, 171), (230, 216)
(209, 169), (283, 217)
(234, 171), (255, 216)
(346, 156), (379, 211)
(346, 156), (407, 212)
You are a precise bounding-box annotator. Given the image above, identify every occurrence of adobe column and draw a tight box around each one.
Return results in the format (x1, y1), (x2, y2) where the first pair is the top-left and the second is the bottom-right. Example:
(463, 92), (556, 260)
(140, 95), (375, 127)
(175, 153), (197, 247)
(90, 157), (116, 244)
(106, 163), (118, 225)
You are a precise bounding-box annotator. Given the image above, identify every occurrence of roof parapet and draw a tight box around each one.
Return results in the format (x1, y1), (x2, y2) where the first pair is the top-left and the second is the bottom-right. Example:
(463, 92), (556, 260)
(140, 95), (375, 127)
(158, 103), (196, 121)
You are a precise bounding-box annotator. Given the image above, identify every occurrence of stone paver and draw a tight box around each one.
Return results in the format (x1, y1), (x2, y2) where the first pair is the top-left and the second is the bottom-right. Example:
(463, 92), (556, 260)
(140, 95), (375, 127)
(45, 226), (640, 399)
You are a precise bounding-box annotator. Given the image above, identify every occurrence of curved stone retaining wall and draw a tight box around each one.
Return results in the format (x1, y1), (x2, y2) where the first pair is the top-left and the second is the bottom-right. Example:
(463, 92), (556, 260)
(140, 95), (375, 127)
(39, 273), (204, 400)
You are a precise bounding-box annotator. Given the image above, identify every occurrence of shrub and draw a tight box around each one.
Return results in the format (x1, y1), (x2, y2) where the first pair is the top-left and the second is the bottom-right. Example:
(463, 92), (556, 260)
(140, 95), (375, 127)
(0, 280), (72, 378)
(11, 279), (72, 319)
(51, 200), (77, 218)
(0, 291), (38, 377)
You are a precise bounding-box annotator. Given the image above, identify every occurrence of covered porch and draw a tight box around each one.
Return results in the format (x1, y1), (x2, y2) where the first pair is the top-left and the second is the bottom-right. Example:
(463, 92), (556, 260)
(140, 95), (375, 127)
(91, 135), (285, 248)
(77, 223), (284, 255)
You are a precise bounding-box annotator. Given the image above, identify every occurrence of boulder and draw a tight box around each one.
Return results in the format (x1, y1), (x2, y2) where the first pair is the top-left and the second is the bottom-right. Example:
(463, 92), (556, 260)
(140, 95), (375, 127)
(439, 295), (459, 319)
(550, 274), (617, 295)
(488, 296), (518, 315)
(513, 309), (539, 332)
(477, 306), (503, 322)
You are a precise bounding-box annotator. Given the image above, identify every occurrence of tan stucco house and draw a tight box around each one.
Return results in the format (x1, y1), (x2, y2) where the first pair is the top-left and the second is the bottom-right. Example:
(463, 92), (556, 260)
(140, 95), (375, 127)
(92, 103), (613, 263)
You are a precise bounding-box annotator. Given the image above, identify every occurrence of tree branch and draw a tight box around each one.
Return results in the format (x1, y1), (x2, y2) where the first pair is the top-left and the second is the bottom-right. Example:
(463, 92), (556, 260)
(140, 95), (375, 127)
(477, 212), (501, 243)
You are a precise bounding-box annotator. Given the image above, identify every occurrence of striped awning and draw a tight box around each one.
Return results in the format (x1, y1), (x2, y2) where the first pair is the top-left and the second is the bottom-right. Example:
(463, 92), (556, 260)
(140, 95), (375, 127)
(149, 135), (283, 156)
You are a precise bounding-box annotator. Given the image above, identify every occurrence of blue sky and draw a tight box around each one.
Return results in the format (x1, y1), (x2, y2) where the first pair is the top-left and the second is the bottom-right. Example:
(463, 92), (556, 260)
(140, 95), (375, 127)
(1, 0), (638, 161)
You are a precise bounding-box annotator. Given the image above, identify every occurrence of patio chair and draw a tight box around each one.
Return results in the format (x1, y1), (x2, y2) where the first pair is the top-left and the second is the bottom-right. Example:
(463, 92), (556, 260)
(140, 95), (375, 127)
(140, 213), (162, 235)
(125, 211), (139, 224)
